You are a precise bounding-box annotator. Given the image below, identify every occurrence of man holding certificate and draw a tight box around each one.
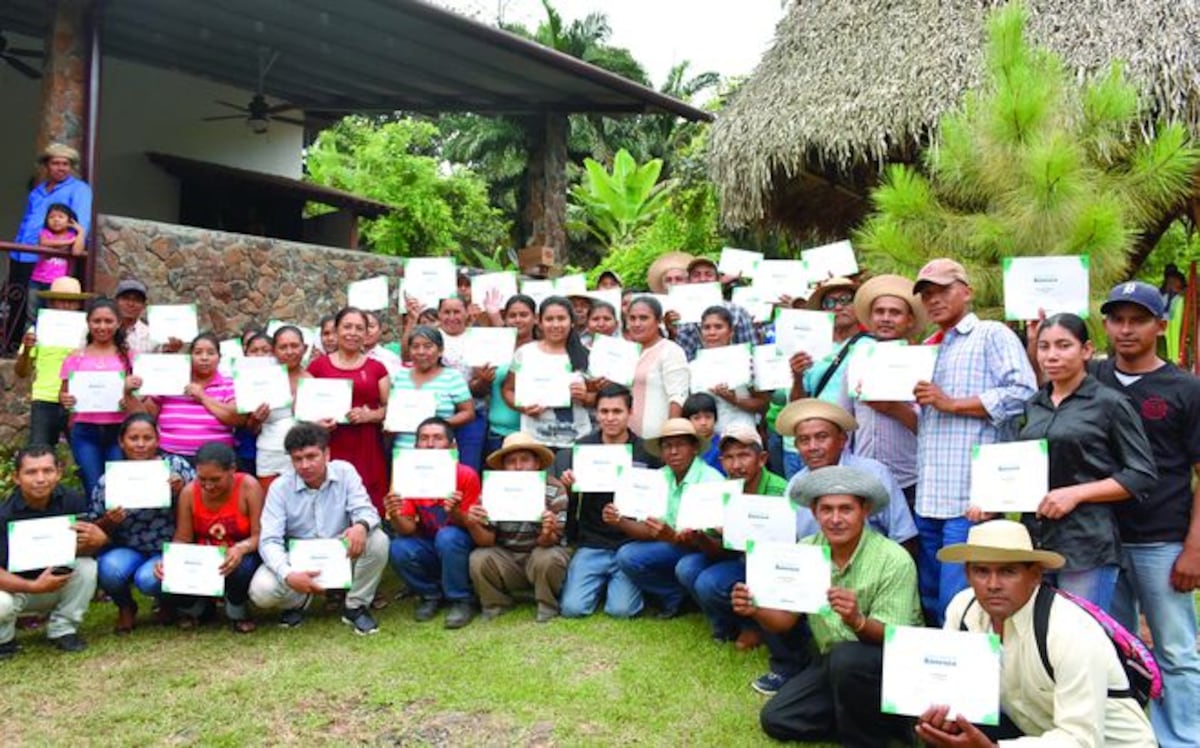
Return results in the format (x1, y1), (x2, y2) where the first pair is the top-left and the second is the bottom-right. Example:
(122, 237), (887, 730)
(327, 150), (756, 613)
(667, 256), (758, 361)
(462, 433), (570, 623)
(250, 423), (388, 636)
(732, 466), (921, 744)
(0, 447), (108, 656)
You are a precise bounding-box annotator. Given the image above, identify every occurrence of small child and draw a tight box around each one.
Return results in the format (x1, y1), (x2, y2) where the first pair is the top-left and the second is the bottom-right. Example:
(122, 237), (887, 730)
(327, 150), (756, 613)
(682, 393), (724, 474)
(30, 203), (87, 306)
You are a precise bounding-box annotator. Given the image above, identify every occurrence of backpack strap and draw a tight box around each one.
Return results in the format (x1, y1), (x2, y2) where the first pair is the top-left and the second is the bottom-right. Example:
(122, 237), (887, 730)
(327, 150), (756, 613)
(958, 596), (977, 632)
(811, 331), (868, 398)
(1032, 584), (1057, 683)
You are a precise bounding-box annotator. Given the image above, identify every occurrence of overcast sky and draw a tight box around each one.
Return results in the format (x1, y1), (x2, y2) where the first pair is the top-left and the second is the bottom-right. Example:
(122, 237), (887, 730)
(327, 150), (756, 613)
(432, 0), (786, 87)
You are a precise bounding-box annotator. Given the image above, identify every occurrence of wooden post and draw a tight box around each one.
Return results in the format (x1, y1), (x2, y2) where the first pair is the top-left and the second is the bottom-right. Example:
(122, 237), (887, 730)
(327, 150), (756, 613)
(522, 112), (568, 269)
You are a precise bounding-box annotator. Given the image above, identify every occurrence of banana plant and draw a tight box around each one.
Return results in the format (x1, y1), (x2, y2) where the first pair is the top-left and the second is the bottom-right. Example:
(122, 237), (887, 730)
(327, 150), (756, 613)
(568, 148), (677, 249)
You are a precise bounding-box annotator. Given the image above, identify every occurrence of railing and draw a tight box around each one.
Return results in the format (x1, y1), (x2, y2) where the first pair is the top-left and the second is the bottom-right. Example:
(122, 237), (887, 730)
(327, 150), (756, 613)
(0, 242), (83, 357)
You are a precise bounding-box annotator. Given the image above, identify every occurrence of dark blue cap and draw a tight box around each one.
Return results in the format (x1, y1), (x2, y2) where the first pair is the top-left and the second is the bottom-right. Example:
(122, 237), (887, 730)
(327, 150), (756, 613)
(1100, 280), (1165, 318)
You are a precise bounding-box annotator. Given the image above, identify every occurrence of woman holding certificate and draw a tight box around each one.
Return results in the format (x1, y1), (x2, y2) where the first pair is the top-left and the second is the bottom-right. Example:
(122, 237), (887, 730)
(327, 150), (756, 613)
(502, 297), (593, 452)
(390, 326), (475, 450)
(250, 326), (308, 490)
(58, 298), (137, 499)
(697, 306), (769, 433)
(624, 297), (689, 439)
(484, 295), (537, 456)
(435, 296), (489, 472)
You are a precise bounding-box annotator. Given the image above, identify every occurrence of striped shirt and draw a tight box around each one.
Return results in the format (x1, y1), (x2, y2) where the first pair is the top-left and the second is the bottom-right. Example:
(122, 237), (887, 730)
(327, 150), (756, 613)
(915, 314), (1036, 518)
(155, 372), (236, 456)
(674, 302), (758, 361)
(390, 366), (471, 449)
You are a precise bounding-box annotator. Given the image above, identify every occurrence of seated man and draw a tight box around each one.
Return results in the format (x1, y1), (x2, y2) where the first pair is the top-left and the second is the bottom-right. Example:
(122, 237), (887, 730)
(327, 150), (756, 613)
(733, 466), (921, 744)
(0, 446), (107, 656)
(918, 520), (1156, 747)
(249, 423), (389, 635)
(385, 417), (480, 630)
(465, 433), (570, 623)
(554, 384), (659, 618)
(612, 418), (725, 619)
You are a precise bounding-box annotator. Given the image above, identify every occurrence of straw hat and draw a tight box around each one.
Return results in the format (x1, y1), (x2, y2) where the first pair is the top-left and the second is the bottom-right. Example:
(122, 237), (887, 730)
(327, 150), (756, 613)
(788, 465), (889, 515)
(805, 276), (857, 310)
(36, 276), (94, 301)
(485, 432), (555, 471)
(853, 274), (927, 336)
(937, 520), (1065, 569)
(644, 417), (711, 458)
(774, 399), (857, 439)
(39, 143), (81, 166)
(646, 252), (694, 294)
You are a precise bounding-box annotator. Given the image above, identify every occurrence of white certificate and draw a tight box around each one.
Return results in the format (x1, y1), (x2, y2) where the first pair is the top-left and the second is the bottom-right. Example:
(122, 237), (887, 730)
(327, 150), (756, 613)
(802, 240), (859, 281)
(147, 304), (199, 345)
(1002, 255), (1090, 321)
(856, 344), (939, 401)
(520, 279), (555, 307)
(513, 356), (573, 408)
(219, 338), (244, 362)
(613, 467), (670, 521)
(400, 257), (457, 310)
(383, 388), (438, 434)
(160, 542), (226, 597)
(288, 538), (352, 590)
(347, 275), (390, 311)
(103, 459), (171, 510)
(667, 282), (724, 324)
(470, 271), (518, 307)
(35, 308), (86, 348)
(587, 335), (641, 386)
(232, 358), (292, 413)
(881, 625), (1002, 725)
(464, 327), (518, 368)
(752, 344), (793, 391)
(554, 274), (588, 296)
(731, 285), (774, 323)
(68, 370), (125, 413)
(774, 308), (835, 360)
(691, 343), (753, 392)
(674, 479), (743, 530)
(480, 470), (546, 523)
(745, 541), (831, 614)
(718, 247), (764, 278)
(293, 377), (353, 423)
(723, 493), (797, 551)
(5, 515), (76, 573)
(572, 444), (633, 493)
(392, 448), (458, 498)
(132, 353), (190, 396)
(753, 259), (810, 302)
(970, 440), (1049, 513)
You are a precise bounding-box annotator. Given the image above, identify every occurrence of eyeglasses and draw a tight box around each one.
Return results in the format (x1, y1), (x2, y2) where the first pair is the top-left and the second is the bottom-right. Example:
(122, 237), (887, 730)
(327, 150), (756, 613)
(820, 292), (854, 310)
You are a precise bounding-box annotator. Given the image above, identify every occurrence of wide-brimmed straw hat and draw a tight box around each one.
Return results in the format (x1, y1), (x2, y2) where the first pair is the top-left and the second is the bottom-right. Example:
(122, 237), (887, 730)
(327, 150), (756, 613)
(485, 432), (555, 471)
(774, 399), (857, 439)
(644, 417), (711, 459)
(853, 274), (927, 336)
(36, 276), (94, 301)
(39, 143), (81, 166)
(806, 276), (857, 310)
(646, 252), (694, 294)
(789, 465), (890, 515)
(937, 520), (1065, 569)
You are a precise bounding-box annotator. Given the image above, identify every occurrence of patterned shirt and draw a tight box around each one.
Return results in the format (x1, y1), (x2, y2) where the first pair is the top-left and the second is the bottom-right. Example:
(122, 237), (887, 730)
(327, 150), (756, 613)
(490, 478), (568, 552)
(124, 320), (154, 355)
(87, 453), (196, 554)
(802, 528), (921, 653)
(674, 302), (758, 361)
(915, 314), (1036, 518)
(390, 366), (471, 449)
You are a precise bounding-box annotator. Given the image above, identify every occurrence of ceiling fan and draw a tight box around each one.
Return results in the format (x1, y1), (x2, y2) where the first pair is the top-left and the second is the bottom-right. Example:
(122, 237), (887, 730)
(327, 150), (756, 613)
(203, 48), (304, 134)
(0, 31), (43, 79)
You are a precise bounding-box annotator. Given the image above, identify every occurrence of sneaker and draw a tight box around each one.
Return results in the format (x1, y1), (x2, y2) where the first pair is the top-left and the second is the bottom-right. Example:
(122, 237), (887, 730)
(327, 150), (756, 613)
(341, 605), (379, 636)
(0, 640), (21, 659)
(751, 671), (789, 696)
(414, 598), (440, 622)
(48, 633), (87, 653)
(278, 607), (305, 629)
(444, 601), (475, 629)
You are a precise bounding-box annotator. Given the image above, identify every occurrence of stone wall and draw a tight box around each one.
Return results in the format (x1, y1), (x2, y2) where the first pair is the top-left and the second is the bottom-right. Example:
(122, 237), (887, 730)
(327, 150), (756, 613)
(0, 360), (30, 445)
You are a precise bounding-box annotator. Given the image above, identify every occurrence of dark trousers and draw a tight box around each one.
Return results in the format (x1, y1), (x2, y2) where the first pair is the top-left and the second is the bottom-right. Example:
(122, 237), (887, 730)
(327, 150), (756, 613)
(28, 400), (69, 448)
(760, 641), (912, 747)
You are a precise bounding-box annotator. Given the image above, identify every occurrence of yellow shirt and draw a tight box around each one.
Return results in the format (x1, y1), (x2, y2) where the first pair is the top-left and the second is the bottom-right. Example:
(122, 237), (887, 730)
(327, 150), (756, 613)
(20, 343), (72, 403)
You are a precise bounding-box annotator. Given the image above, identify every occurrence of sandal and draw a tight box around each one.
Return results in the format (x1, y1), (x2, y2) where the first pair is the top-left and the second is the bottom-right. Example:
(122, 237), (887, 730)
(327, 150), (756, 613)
(230, 618), (257, 635)
(115, 604), (138, 635)
(370, 591), (390, 611)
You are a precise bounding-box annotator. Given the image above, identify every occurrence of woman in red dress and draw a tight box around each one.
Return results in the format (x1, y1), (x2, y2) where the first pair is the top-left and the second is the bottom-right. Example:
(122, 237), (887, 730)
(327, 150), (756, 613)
(306, 307), (390, 513)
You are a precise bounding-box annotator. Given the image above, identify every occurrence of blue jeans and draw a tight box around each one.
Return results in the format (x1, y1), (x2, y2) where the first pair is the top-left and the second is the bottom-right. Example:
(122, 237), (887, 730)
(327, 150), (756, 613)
(676, 553), (745, 638)
(614, 541), (687, 615)
(455, 409), (488, 474)
(388, 526), (474, 601)
(167, 552), (260, 621)
(97, 547), (162, 608)
(560, 546), (642, 618)
(1046, 564), (1119, 613)
(70, 422), (124, 501)
(1111, 543), (1200, 748)
(915, 514), (972, 625)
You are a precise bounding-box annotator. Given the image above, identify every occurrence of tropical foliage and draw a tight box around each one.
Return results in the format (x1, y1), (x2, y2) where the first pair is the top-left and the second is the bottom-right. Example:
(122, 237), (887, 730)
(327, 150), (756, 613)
(568, 149), (676, 249)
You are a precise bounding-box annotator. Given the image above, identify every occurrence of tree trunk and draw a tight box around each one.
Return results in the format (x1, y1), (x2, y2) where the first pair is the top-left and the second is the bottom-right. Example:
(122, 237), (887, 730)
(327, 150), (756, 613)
(521, 112), (568, 268)
(35, 0), (92, 159)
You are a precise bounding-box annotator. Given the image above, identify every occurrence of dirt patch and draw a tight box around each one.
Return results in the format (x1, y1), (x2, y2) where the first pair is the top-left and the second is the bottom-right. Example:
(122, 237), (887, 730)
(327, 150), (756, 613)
(377, 708), (556, 747)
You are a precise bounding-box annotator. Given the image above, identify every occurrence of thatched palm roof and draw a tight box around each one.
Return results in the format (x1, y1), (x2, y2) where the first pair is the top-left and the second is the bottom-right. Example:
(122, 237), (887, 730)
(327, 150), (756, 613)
(711, 0), (1200, 235)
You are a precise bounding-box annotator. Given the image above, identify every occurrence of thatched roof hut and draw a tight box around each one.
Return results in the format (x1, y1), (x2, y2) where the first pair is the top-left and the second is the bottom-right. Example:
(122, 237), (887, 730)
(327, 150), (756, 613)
(711, 0), (1200, 237)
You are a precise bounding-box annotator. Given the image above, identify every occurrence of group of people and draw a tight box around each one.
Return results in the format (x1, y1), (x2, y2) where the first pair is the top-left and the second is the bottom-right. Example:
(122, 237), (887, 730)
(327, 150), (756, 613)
(1, 208), (1197, 745)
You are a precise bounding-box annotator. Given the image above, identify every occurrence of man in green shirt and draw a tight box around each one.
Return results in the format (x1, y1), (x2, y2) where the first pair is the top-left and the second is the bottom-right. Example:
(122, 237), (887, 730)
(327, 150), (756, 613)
(733, 466), (921, 745)
(610, 418), (723, 618)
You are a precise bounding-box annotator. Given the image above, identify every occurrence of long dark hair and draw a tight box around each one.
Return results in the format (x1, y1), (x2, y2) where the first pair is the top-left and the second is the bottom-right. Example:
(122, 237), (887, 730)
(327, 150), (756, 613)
(1038, 312), (1090, 345)
(539, 295), (589, 372)
(84, 297), (131, 372)
(42, 202), (77, 229)
(503, 294), (539, 340)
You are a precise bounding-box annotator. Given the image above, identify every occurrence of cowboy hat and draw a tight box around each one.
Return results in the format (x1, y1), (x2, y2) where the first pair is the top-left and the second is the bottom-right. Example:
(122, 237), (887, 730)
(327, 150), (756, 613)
(644, 417), (711, 459)
(39, 143), (81, 166)
(853, 274), (927, 337)
(36, 276), (94, 301)
(788, 465), (889, 515)
(774, 399), (857, 439)
(646, 252), (694, 294)
(485, 432), (555, 471)
(937, 520), (1065, 569)
(805, 276), (857, 310)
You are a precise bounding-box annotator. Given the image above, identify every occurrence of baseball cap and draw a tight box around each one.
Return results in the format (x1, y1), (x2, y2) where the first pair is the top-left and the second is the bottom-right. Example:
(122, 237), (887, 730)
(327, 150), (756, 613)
(114, 279), (148, 299)
(1100, 280), (1165, 318)
(913, 259), (969, 292)
(718, 425), (764, 451)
